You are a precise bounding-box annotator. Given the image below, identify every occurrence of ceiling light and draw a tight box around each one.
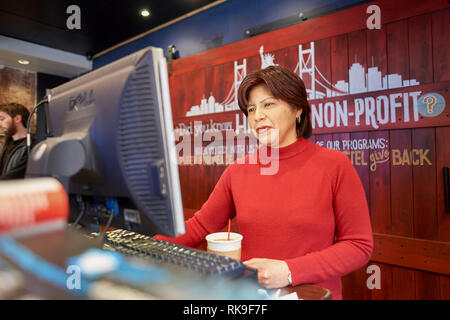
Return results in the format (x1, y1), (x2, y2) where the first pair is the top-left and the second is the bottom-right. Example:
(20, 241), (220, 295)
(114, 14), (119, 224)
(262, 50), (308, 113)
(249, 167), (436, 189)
(140, 9), (150, 17)
(18, 59), (30, 65)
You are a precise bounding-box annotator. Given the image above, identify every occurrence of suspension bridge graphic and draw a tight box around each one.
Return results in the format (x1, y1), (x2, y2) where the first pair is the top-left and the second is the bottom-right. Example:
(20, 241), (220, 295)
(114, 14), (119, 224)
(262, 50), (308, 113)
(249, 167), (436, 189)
(185, 42), (420, 117)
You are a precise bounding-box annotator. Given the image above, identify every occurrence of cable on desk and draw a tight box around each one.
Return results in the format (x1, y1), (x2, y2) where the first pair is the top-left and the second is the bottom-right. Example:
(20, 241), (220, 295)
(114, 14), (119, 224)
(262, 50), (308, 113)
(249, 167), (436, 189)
(99, 210), (115, 246)
(0, 236), (89, 297)
(26, 97), (49, 157)
(71, 195), (86, 229)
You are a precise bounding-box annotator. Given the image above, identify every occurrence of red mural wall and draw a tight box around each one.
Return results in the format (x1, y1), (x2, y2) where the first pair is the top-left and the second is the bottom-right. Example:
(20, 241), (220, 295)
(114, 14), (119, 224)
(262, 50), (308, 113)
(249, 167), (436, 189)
(168, 0), (450, 299)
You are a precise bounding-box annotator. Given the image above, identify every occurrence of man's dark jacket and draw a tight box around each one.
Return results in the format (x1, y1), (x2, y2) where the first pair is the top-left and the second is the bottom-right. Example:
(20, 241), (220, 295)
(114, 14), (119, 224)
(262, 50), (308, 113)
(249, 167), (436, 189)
(0, 136), (37, 180)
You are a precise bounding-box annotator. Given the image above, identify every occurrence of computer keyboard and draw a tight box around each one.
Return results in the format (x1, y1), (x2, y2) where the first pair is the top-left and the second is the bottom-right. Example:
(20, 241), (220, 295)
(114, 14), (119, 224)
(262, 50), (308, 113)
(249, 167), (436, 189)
(103, 229), (248, 279)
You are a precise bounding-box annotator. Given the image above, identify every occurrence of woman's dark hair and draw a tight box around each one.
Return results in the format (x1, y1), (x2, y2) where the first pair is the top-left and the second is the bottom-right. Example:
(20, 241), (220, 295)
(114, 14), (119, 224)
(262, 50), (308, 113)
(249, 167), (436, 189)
(0, 102), (30, 128)
(237, 65), (312, 138)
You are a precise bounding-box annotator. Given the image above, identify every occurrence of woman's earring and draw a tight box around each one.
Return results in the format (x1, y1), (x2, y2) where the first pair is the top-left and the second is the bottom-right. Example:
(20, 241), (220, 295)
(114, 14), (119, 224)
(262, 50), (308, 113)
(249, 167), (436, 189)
(296, 114), (302, 123)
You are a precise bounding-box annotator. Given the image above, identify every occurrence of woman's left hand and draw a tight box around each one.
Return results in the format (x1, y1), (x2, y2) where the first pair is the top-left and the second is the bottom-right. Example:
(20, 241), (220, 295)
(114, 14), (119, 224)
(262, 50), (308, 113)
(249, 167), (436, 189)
(243, 258), (291, 289)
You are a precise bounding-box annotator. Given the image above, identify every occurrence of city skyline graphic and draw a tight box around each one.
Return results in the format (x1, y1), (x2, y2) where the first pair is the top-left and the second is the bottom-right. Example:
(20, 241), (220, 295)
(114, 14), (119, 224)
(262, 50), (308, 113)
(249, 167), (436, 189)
(185, 42), (420, 117)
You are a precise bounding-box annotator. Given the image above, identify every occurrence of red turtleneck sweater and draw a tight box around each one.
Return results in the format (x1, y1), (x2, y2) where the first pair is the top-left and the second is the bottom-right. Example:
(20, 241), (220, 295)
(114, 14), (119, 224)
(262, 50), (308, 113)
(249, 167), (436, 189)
(155, 138), (373, 299)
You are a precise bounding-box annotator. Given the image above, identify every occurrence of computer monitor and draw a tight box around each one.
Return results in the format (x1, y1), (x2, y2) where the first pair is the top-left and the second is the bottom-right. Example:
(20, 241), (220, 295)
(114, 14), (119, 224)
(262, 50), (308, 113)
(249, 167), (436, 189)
(26, 47), (186, 237)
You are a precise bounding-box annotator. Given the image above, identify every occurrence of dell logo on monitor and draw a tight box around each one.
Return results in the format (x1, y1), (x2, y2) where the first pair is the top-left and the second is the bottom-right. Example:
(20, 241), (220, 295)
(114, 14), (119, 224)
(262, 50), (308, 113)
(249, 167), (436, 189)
(68, 90), (95, 111)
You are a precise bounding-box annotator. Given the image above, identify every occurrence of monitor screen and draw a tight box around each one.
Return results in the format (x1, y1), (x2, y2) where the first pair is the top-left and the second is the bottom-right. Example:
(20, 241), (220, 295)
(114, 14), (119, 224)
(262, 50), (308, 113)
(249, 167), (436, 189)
(26, 47), (185, 237)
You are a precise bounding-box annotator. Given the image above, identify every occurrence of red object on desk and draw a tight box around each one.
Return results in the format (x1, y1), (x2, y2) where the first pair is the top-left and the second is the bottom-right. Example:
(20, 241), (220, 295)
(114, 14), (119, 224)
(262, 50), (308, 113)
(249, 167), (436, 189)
(0, 178), (69, 235)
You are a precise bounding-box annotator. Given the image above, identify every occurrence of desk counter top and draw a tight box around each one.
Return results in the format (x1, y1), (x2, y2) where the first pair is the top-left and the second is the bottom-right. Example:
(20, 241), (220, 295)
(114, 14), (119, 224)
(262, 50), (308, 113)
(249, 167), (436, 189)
(0, 228), (331, 300)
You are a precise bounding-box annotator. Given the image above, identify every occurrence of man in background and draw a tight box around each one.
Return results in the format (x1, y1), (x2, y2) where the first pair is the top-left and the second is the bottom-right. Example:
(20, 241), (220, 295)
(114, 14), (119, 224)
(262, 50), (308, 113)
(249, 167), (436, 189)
(0, 103), (35, 180)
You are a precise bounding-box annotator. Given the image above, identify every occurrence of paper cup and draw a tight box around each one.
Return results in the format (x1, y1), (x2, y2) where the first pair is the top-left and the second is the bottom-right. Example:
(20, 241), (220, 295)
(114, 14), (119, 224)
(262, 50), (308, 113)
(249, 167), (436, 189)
(206, 232), (243, 260)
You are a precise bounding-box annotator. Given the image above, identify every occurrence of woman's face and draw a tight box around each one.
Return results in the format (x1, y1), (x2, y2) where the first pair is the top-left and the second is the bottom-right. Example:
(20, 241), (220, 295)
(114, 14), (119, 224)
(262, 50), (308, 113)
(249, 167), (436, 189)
(247, 84), (301, 148)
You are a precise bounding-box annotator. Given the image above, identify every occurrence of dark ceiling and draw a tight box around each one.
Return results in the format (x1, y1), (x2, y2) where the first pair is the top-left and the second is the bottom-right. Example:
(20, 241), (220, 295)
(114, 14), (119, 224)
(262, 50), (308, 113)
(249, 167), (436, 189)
(0, 0), (220, 58)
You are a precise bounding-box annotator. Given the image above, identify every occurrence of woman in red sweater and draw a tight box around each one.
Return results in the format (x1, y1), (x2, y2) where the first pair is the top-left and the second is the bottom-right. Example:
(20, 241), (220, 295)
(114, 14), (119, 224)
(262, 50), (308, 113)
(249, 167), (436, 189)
(156, 66), (373, 299)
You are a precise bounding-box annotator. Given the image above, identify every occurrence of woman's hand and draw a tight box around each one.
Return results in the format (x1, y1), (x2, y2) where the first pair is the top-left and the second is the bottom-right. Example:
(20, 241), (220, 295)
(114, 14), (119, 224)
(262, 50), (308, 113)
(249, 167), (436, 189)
(243, 258), (291, 289)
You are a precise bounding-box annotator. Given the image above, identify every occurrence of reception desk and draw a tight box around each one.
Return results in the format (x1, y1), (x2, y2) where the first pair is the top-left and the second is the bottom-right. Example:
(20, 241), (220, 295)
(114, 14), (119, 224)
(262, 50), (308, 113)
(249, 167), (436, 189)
(0, 228), (331, 300)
